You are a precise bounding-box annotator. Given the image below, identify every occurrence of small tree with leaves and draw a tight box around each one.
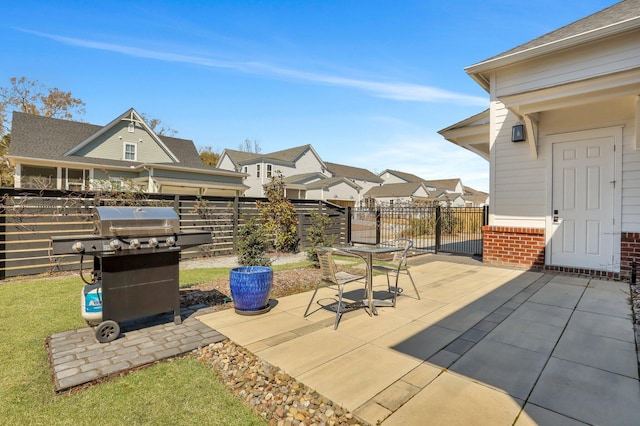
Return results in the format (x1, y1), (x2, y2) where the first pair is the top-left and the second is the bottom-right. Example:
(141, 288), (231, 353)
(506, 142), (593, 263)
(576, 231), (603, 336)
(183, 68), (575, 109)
(199, 146), (220, 167)
(236, 218), (272, 266)
(256, 171), (299, 253)
(306, 210), (335, 265)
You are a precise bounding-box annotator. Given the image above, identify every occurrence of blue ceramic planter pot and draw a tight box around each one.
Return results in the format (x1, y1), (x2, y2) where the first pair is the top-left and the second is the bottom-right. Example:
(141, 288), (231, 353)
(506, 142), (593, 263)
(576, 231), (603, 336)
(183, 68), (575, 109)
(229, 266), (273, 315)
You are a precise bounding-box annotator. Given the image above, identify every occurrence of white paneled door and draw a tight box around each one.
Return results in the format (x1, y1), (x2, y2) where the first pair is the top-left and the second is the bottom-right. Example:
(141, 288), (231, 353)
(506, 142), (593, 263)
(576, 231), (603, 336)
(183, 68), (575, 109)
(550, 135), (616, 271)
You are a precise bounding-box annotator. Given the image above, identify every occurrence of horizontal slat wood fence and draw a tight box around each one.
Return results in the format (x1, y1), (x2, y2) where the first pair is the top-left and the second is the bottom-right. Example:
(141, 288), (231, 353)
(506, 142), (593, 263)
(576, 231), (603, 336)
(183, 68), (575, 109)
(0, 189), (347, 279)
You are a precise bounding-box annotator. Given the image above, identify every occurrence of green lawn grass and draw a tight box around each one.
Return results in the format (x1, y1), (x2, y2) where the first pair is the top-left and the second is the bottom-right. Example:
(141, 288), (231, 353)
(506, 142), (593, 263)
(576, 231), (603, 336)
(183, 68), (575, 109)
(0, 257), (364, 425)
(0, 273), (265, 425)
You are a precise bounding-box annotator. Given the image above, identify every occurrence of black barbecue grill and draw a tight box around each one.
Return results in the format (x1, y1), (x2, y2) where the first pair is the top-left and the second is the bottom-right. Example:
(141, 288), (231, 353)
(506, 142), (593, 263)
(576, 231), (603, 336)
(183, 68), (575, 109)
(50, 206), (212, 343)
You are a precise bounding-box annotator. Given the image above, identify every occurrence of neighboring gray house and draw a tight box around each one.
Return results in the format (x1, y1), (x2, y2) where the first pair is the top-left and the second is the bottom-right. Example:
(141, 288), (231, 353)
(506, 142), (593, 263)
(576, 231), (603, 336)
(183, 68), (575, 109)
(375, 170), (486, 207)
(217, 144), (380, 206)
(217, 144), (330, 198)
(439, 0), (640, 277)
(324, 162), (383, 199)
(8, 108), (248, 196)
(363, 182), (432, 206)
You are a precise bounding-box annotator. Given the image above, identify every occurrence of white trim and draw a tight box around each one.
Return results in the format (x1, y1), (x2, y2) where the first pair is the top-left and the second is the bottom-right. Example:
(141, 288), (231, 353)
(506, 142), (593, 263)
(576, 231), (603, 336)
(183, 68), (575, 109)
(466, 17), (640, 88)
(123, 142), (137, 161)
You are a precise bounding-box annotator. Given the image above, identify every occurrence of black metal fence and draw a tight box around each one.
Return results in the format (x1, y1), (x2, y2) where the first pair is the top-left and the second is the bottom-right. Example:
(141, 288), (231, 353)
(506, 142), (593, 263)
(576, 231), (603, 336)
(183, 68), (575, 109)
(0, 188), (488, 280)
(349, 205), (488, 255)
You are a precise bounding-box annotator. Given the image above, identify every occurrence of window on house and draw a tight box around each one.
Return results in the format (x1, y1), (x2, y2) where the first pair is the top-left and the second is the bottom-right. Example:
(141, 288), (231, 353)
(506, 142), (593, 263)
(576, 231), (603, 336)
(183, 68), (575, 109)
(267, 164), (272, 178)
(64, 168), (88, 191)
(20, 165), (57, 189)
(124, 143), (137, 161)
(257, 164), (261, 178)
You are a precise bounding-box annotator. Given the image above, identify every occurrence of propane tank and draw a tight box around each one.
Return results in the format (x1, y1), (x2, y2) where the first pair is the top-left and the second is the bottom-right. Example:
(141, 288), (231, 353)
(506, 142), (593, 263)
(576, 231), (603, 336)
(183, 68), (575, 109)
(81, 282), (103, 325)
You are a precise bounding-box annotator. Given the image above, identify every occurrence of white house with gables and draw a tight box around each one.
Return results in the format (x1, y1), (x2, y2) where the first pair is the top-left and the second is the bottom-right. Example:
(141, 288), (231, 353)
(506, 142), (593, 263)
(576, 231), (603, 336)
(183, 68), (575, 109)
(440, 0), (640, 279)
(217, 144), (383, 207)
(8, 108), (248, 196)
(374, 170), (485, 207)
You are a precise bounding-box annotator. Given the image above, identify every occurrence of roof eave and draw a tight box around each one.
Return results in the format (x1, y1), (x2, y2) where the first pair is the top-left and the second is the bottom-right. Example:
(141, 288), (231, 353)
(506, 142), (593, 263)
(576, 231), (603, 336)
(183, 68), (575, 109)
(466, 17), (640, 80)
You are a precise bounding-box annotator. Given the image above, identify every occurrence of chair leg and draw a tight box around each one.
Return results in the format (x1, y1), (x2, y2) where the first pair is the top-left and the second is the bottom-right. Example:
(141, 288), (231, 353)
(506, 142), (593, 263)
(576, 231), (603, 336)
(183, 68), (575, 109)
(406, 270), (420, 300)
(304, 281), (322, 317)
(392, 272), (400, 307)
(334, 283), (347, 329)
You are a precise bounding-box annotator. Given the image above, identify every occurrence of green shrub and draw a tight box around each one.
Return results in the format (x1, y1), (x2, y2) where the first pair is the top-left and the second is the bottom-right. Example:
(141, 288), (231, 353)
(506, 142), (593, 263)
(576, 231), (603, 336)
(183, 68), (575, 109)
(236, 218), (272, 266)
(306, 211), (335, 265)
(256, 171), (299, 253)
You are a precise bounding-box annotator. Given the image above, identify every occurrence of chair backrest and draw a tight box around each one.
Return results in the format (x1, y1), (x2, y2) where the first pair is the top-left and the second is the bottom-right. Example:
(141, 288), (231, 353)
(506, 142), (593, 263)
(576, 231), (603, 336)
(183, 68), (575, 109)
(316, 247), (338, 284)
(389, 239), (413, 266)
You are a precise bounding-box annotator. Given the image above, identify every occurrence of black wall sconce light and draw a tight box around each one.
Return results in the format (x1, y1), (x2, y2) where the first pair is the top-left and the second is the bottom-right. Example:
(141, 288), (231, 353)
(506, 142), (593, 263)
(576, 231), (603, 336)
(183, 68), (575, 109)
(512, 124), (525, 142)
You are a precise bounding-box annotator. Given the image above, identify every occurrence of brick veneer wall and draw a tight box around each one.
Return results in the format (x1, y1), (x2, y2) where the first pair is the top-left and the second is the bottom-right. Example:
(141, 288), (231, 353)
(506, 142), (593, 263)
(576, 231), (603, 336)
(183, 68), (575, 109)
(482, 226), (545, 270)
(621, 232), (640, 282)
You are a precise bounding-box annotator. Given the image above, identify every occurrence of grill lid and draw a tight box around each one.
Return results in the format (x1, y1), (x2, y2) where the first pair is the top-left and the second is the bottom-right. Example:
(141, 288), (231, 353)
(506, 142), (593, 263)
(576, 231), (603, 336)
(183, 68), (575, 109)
(95, 206), (180, 237)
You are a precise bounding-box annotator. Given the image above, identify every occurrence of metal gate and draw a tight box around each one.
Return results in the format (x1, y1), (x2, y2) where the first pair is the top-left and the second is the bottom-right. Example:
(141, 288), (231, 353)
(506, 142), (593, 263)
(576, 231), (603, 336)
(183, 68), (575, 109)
(349, 205), (488, 256)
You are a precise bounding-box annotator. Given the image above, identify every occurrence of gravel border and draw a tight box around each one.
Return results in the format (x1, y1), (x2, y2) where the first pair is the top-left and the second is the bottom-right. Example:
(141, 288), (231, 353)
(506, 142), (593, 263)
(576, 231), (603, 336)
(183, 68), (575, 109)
(195, 340), (363, 425)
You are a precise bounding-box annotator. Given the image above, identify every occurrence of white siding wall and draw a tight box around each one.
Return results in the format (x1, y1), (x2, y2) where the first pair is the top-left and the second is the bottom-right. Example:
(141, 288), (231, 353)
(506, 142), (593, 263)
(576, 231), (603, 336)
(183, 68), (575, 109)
(380, 172), (407, 184)
(307, 181), (358, 202)
(294, 150), (326, 175)
(491, 95), (639, 230)
(491, 100), (547, 227)
(495, 30), (640, 97)
(217, 155), (237, 171)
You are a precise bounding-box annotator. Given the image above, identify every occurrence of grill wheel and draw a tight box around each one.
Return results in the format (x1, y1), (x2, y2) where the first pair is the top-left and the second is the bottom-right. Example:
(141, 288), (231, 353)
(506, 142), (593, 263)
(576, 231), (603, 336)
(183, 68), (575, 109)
(95, 320), (120, 343)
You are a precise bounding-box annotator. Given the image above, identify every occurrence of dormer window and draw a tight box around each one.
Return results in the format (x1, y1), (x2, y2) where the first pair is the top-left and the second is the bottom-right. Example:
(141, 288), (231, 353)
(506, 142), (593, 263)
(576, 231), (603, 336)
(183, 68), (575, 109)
(124, 142), (137, 161)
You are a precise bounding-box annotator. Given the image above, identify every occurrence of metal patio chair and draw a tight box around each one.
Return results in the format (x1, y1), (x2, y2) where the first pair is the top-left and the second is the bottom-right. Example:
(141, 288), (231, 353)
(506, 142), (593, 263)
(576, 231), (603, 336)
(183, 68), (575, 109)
(304, 247), (366, 329)
(372, 238), (420, 307)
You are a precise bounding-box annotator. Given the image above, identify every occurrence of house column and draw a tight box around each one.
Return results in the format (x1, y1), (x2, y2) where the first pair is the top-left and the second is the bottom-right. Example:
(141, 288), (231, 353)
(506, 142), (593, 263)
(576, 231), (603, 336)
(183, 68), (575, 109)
(14, 164), (21, 188)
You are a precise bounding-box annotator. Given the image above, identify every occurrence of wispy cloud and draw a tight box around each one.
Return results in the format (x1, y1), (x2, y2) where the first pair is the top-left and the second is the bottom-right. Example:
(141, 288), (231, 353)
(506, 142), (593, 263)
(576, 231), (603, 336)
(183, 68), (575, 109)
(18, 28), (487, 107)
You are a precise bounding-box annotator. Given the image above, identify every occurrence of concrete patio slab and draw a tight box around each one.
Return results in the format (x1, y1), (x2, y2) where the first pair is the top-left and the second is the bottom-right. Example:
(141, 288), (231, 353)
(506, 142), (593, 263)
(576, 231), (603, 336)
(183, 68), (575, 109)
(372, 321), (461, 362)
(553, 329), (638, 378)
(565, 310), (635, 342)
(297, 343), (421, 411)
(527, 282), (585, 309)
(254, 327), (364, 376)
(576, 286), (633, 318)
(194, 256), (639, 425)
(485, 316), (564, 354)
(529, 357), (640, 425)
(449, 339), (549, 400)
(508, 301), (573, 328)
(333, 309), (413, 341)
(516, 403), (589, 425)
(382, 371), (524, 426)
(199, 310), (311, 346)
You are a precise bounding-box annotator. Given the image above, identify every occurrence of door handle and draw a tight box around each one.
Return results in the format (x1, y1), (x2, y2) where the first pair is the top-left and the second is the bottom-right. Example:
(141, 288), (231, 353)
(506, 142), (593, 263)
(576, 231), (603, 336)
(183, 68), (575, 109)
(553, 209), (559, 223)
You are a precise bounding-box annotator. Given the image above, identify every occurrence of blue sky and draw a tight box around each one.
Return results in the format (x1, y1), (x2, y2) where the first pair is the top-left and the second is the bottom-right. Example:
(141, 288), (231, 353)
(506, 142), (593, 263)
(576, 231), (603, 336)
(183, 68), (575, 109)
(0, 0), (619, 192)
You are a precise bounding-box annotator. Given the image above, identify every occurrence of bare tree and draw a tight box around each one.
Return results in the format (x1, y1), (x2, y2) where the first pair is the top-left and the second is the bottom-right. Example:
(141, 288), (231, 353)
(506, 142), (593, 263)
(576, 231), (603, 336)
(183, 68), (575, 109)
(239, 138), (261, 153)
(140, 113), (177, 137)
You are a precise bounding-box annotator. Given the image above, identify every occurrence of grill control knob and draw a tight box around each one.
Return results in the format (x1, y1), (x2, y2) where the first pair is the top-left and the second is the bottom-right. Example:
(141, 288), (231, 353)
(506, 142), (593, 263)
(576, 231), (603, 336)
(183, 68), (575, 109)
(72, 242), (85, 253)
(109, 239), (121, 250)
(166, 236), (176, 246)
(129, 239), (140, 249)
(148, 237), (159, 247)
